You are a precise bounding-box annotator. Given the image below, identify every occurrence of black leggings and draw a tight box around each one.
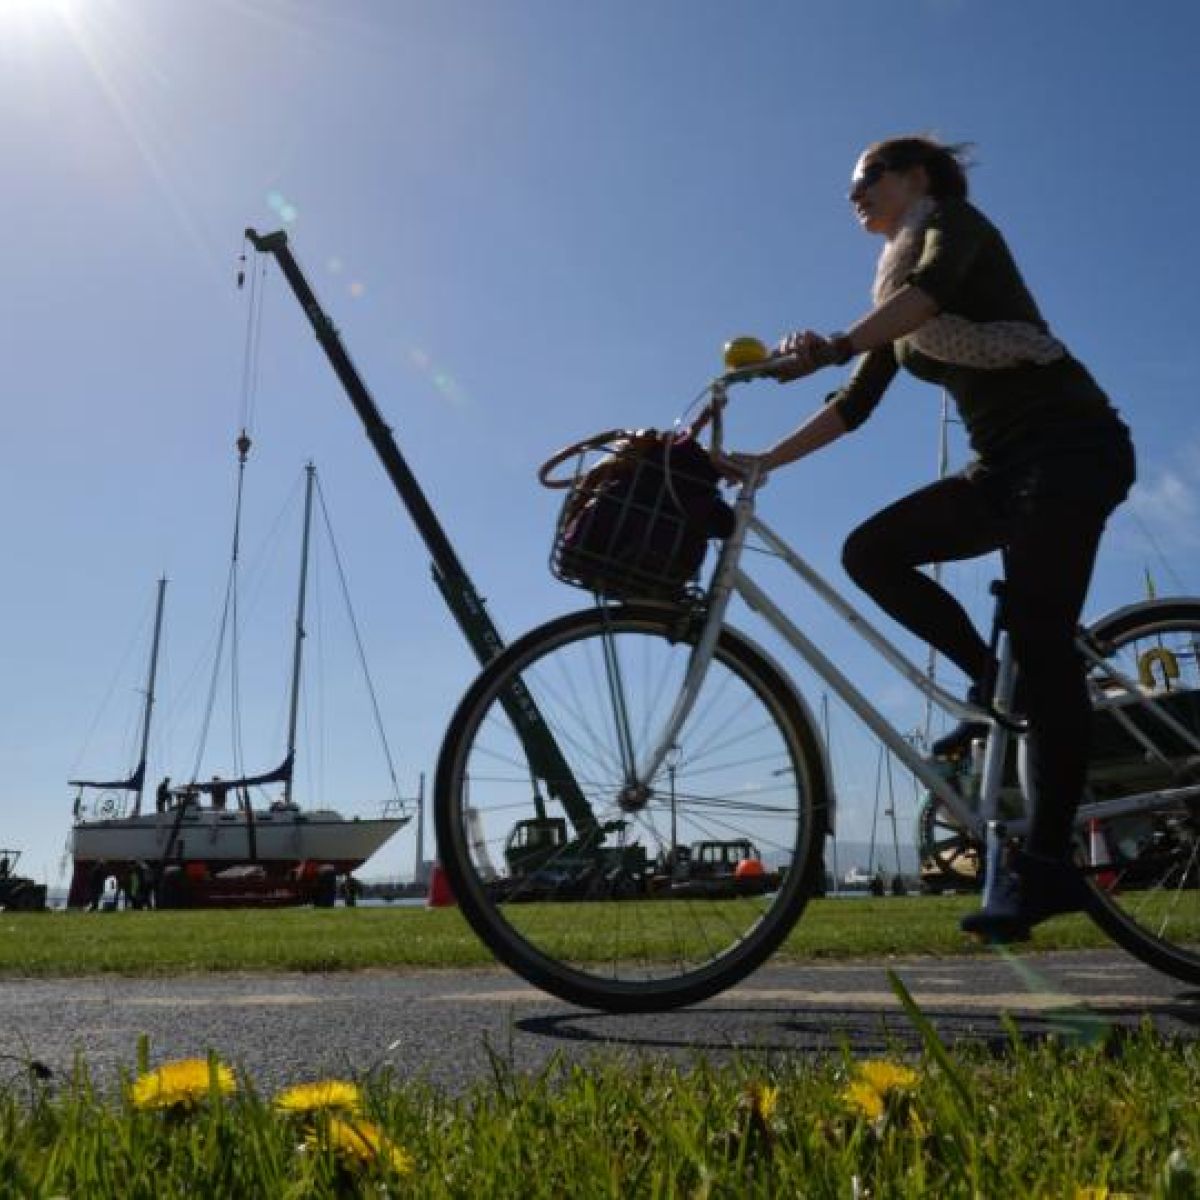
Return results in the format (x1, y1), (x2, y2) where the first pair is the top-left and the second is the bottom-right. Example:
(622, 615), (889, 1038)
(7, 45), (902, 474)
(842, 435), (1136, 859)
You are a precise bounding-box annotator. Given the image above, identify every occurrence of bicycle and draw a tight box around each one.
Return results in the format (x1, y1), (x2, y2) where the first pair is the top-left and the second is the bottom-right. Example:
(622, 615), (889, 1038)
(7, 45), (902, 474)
(433, 347), (1200, 1013)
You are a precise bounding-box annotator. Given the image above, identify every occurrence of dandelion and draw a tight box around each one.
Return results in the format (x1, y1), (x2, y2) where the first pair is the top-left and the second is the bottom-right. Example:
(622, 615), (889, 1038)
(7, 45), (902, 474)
(743, 1082), (780, 1123)
(722, 1080), (782, 1163)
(842, 1080), (885, 1121)
(856, 1059), (919, 1097)
(1075, 1189), (1136, 1199)
(275, 1079), (363, 1115)
(130, 1058), (235, 1112)
(840, 1059), (921, 1126)
(307, 1115), (413, 1177)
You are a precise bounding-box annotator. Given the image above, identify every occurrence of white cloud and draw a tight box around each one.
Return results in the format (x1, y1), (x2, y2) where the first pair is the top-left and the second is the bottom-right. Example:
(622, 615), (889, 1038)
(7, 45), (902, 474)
(1127, 468), (1200, 550)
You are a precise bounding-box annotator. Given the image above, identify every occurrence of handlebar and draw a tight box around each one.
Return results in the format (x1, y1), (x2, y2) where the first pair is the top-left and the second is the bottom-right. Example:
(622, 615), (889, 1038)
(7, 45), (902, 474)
(687, 350), (803, 452)
(537, 341), (802, 484)
(720, 351), (802, 386)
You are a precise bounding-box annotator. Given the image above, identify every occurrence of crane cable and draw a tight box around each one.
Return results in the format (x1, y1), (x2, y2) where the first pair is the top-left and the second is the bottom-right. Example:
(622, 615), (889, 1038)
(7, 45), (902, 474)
(314, 473), (407, 811)
(188, 248), (266, 784)
(236, 237), (267, 438)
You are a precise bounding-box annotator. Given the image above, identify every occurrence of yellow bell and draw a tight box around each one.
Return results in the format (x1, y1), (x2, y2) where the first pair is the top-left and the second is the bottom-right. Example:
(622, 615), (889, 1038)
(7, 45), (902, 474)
(723, 336), (769, 370)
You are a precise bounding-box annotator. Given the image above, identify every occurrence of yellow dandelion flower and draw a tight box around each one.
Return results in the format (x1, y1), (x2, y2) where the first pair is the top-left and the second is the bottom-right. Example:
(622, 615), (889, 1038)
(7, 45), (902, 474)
(744, 1082), (780, 1122)
(842, 1080), (885, 1121)
(308, 1116), (413, 1177)
(855, 1059), (919, 1097)
(1075, 1190), (1136, 1200)
(130, 1058), (235, 1111)
(274, 1079), (363, 1115)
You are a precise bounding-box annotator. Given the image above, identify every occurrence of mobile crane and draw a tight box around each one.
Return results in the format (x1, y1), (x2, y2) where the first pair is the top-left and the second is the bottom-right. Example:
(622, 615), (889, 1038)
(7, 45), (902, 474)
(244, 230), (643, 894)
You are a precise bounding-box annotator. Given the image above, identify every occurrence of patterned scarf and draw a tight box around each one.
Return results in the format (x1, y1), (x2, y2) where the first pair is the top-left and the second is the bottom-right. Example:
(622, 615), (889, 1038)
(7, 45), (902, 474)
(873, 196), (1066, 369)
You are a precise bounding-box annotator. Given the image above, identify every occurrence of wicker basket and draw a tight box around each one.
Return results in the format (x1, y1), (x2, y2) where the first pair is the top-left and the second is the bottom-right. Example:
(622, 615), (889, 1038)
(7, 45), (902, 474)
(549, 433), (724, 602)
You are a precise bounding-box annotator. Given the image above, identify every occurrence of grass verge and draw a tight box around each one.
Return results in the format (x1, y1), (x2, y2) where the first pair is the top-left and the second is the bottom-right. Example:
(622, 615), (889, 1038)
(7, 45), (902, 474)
(0, 896), (1114, 977)
(0, 897), (1113, 979)
(1, 1013), (1197, 1197)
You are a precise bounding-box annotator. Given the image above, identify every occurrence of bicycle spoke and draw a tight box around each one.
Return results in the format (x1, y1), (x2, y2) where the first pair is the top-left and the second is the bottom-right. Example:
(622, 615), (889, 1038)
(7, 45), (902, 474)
(1080, 600), (1200, 983)
(436, 606), (826, 1011)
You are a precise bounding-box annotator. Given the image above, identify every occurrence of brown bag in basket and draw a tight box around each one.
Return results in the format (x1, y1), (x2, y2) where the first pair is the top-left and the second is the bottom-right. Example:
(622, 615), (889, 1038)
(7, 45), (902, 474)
(557, 431), (734, 600)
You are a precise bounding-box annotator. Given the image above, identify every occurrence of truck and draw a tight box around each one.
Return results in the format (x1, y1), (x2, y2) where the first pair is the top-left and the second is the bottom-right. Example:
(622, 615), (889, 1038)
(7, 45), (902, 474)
(0, 850), (48, 911)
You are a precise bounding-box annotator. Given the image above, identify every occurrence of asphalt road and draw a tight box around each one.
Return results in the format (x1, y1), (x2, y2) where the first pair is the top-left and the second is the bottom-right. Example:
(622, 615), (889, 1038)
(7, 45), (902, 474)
(3, 949), (1197, 1095)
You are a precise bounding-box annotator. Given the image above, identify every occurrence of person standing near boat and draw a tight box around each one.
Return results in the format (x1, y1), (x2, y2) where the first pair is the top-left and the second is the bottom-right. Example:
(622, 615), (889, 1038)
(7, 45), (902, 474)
(719, 133), (1136, 940)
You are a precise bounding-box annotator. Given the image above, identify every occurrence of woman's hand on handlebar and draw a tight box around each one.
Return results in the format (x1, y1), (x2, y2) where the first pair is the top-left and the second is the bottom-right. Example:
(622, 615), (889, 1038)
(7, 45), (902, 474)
(772, 330), (841, 381)
(713, 449), (771, 485)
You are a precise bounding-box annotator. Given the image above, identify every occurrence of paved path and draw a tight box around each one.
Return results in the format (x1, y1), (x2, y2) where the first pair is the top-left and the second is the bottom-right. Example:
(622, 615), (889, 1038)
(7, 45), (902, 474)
(3, 949), (1197, 1094)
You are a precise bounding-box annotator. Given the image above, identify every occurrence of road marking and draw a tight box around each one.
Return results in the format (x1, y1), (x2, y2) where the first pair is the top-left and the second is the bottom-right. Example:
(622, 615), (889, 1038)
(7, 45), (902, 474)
(726, 988), (1156, 1011)
(125, 994), (321, 1008)
(425, 987), (1161, 1013)
(433, 990), (542, 1004)
(1060, 968), (1142, 981)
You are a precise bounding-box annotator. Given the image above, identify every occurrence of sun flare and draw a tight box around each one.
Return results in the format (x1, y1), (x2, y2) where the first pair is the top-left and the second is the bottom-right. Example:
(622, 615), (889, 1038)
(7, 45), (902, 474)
(0, 0), (65, 21)
(0, 0), (77, 41)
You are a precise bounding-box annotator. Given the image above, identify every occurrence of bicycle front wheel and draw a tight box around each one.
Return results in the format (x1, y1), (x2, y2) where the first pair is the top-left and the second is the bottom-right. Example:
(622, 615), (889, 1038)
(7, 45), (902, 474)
(434, 604), (829, 1012)
(1082, 598), (1200, 983)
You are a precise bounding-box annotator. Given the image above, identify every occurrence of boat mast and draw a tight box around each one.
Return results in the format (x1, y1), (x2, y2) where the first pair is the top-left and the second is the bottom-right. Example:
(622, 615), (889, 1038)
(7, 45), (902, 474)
(132, 577), (168, 817)
(282, 464), (316, 807)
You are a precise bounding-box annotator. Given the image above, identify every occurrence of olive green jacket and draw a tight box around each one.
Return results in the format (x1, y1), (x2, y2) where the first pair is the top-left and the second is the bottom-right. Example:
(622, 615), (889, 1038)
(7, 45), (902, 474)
(829, 197), (1119, 462)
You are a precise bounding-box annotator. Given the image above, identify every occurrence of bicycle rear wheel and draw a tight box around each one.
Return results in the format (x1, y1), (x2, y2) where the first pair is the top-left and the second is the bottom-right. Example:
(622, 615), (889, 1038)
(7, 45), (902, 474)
(434, 604), (829, 1012)
(1081, 598), (1200, 982)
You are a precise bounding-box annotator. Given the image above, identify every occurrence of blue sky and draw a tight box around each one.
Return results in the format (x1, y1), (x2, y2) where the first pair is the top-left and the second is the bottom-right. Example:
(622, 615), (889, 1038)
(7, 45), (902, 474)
(3, 0), (1198, 886)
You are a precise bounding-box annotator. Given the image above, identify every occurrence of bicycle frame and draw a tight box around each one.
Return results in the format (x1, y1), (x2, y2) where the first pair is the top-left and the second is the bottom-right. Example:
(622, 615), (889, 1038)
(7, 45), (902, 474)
(628, 379), (1200, 868)
(633, 462), (1014, 842)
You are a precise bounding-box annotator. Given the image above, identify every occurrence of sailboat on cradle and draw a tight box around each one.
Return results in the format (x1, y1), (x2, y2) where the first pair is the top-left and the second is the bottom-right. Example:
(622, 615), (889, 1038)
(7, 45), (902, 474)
(67, 459), (410, 909)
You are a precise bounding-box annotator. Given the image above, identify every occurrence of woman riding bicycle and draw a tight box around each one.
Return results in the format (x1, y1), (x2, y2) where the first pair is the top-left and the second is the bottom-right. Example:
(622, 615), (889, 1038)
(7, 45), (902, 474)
(720, 134), (1137, 941)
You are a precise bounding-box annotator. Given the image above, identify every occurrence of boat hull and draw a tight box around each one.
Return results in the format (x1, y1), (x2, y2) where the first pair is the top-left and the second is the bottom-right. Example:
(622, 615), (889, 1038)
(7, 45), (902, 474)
(67, 807), (407, 908)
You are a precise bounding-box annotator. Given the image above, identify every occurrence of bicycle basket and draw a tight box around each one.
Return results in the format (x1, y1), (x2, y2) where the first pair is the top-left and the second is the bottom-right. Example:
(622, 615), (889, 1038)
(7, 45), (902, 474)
(547, 429), (735, 602)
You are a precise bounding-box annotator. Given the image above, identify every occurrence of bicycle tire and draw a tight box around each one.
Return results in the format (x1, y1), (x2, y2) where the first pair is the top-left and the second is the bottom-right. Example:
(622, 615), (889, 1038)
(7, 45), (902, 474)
(1080, 597), (1200, 983)
(434, 604), (829, 1012)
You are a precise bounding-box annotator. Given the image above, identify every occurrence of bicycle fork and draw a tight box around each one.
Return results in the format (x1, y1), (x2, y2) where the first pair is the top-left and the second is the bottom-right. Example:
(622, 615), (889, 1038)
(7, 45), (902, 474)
(978, 584), (1022, 905)
(609, 469), (763, 808)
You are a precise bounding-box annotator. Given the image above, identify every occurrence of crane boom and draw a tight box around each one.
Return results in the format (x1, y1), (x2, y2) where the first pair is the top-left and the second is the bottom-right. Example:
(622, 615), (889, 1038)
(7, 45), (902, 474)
(243, 228), (599, 839)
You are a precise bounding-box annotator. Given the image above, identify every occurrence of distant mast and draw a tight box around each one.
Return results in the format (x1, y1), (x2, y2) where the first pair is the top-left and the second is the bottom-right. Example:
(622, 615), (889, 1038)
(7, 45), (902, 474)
(281, 463), (316, 808)
(132, 576), (168, 817)
(921, 392), (953, 746)
(412, 773), (428, 886)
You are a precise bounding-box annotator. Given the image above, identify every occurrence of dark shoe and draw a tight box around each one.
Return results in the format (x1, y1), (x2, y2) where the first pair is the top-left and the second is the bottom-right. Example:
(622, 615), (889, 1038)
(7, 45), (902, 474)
(930, 685), (988, 760)
(960, 851), (1090, 943)
(930, 718), (988, 760)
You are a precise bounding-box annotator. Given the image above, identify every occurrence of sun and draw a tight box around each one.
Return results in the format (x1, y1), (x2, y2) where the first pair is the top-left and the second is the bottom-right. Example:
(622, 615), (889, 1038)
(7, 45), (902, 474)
(0, 0), (75, 34)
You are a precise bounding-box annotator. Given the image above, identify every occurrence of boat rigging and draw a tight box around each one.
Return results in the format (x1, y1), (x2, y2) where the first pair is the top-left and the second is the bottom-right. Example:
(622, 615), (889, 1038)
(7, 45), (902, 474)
(69, 576), (167, 820)
(66, 456), (410, 909)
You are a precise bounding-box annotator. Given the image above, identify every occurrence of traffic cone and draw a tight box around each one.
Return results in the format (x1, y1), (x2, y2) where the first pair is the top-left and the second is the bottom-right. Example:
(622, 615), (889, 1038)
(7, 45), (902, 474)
(426, 860), (456, 908)
(1088, 819), (1118, 892)
(733, 857), (765, 880)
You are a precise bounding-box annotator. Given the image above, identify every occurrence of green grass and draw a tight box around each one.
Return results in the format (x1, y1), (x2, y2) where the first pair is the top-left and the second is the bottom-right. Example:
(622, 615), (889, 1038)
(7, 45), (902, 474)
(1, 1017), (1198, 1197)
(2, 912), (1196, 1195)
(0, 896), (1115, 977)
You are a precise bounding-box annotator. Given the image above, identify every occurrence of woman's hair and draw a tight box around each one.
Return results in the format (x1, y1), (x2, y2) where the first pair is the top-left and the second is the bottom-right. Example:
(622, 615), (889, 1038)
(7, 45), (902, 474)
(867, 135), (973, 199)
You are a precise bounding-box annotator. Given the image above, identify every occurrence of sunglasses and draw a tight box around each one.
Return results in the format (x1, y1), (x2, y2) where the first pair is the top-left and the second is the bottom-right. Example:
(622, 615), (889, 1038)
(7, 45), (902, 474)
(847, 160), (895, 199)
